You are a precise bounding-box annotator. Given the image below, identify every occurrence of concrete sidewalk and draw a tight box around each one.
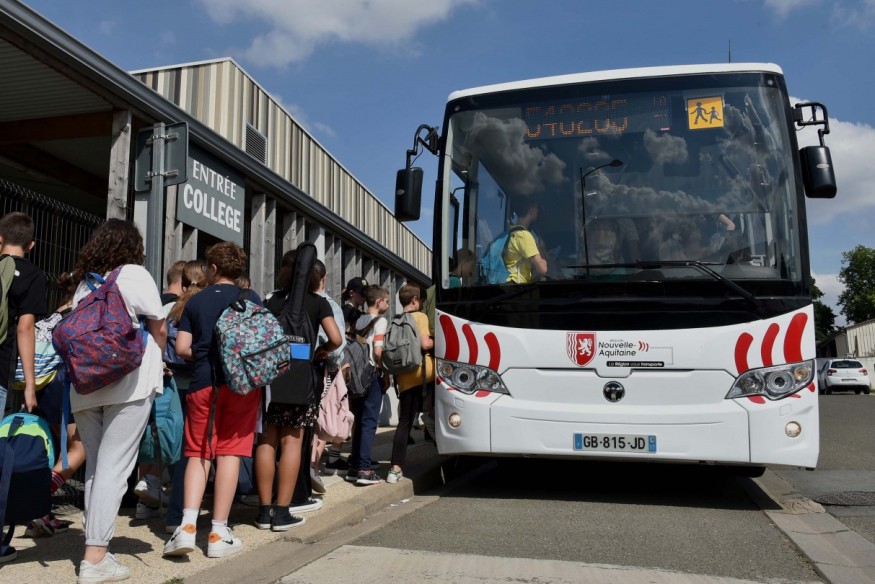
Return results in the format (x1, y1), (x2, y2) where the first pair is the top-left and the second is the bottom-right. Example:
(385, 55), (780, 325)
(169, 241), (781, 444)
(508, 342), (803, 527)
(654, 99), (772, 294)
(0, 425), (446, 584)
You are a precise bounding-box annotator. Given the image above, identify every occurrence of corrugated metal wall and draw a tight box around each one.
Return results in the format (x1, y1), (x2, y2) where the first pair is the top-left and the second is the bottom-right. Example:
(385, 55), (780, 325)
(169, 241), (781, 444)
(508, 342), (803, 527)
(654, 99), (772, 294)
(133, 59), (430, 276)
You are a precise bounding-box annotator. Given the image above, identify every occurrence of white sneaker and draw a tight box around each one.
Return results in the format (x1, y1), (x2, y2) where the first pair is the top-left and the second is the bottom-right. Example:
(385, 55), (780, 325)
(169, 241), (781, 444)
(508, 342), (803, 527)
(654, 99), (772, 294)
(78, 552), (130, 583)
(386, 469), (403, 484)
(288, 497), (324, 514)
(133, 475), (167, 506)
(310, 467), (326, 494)
(135, 502), (161, 520)
(163, 523), (197, 556)
(207, 527), (242, 558)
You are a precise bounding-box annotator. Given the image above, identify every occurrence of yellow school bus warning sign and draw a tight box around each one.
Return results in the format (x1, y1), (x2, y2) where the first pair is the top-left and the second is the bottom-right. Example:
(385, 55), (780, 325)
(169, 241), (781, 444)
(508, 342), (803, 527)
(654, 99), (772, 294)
(687, 96), (724, 129)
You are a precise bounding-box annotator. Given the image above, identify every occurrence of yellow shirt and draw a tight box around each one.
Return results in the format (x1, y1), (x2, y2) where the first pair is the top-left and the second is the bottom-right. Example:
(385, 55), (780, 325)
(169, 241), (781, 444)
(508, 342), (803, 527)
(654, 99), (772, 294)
(504, 228), (540, 283)
(395, 311), (435, 393)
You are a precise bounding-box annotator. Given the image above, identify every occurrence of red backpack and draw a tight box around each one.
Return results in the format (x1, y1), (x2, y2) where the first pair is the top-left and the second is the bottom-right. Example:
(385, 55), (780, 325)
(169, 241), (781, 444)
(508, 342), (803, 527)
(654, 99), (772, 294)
(52, 267), (146, 394)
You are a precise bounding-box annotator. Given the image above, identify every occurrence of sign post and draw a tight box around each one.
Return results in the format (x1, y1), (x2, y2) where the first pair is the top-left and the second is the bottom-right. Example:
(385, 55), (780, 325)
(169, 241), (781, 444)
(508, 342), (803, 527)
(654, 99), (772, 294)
(134, 122), (188, 283)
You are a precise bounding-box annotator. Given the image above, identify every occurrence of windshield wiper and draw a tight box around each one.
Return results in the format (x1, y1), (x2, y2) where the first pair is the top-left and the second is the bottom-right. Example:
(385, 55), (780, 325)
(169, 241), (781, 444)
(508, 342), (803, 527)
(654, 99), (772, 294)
(569, 260), (768, 318)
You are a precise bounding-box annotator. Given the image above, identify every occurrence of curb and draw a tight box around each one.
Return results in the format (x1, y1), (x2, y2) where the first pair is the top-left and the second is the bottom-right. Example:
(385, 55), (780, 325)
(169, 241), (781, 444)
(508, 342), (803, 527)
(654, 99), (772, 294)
(185, 453), (447, 584)
(750, 470), (875, 584)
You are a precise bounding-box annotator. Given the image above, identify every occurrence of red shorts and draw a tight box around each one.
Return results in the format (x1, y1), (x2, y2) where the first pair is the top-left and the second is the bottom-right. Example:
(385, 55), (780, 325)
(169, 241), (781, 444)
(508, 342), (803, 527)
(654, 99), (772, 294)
(184, 385), (261, 458)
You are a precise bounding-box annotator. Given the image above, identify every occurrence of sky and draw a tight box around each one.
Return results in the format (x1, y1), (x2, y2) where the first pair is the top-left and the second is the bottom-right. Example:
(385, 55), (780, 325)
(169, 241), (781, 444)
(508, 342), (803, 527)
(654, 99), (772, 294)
(19, 0), (875, 324)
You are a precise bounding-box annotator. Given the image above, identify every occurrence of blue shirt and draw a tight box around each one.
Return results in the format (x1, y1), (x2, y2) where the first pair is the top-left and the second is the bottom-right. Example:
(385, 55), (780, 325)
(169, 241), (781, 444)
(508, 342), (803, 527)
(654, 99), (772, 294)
(179, 284), (262, 391)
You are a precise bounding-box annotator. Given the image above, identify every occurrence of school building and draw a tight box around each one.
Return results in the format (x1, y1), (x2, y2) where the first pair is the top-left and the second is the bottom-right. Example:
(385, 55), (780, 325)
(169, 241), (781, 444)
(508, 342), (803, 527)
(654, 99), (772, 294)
(0, 2), (430, 309)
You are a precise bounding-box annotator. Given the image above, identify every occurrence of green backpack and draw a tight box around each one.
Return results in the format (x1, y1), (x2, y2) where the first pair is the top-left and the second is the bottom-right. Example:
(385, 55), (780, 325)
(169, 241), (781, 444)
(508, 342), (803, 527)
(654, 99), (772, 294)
(0, 255), (15, 346)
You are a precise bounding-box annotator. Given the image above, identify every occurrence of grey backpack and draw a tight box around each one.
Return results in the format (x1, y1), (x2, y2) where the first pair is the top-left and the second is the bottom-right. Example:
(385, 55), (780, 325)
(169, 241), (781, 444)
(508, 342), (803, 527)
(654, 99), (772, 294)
(381, 312), (422, 375)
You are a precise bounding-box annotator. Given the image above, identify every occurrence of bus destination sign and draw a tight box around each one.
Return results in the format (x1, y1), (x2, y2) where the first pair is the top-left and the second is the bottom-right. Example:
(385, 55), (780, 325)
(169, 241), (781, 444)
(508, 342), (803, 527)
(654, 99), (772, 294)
(524, 95), (671, 140)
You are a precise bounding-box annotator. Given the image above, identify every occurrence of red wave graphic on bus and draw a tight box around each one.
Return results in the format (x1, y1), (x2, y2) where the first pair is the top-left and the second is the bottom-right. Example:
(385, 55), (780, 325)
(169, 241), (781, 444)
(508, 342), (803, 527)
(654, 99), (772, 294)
(734, 313), (808, 375)
(438, 314), (503, 373)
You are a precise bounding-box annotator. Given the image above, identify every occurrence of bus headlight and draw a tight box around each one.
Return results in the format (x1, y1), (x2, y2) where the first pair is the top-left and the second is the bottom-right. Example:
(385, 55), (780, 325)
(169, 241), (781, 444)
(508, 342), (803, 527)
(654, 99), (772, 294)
(437, 359), (509, 395)
(726, 360), (814, 400)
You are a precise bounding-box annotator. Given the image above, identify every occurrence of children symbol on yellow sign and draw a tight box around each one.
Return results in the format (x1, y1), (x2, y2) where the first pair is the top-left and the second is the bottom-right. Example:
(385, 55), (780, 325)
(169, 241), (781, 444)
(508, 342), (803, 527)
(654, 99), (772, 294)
(687, 97), (724, 130)
(709, 106), (721, 123)
(691, 101), (708, 125)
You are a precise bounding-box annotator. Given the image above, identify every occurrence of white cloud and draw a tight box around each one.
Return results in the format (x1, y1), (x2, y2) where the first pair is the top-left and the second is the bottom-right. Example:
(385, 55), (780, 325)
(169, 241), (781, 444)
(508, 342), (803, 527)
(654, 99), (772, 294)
(812, 270), (845, 325)
(792, 97), (875, 225)
(197, 0), (479, 67)
(831, 0), (875, 28)
(763, 0), (822, 19)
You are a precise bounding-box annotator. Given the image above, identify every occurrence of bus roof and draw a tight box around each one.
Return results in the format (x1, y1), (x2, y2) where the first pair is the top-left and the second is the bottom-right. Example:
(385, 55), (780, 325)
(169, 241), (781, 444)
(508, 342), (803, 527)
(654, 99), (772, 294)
(447, 63), (784, 102)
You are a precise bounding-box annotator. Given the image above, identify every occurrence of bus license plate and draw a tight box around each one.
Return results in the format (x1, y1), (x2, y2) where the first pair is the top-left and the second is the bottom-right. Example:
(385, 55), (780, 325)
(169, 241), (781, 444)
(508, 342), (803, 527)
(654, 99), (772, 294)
(573, 433), (657, 453)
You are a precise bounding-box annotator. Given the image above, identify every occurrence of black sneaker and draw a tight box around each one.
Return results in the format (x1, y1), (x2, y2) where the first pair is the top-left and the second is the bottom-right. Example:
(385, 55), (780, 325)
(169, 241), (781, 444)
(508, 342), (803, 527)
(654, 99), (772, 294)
(355, 469), (381, 486)
(271, 507), (305, 532)
(323, 458), (349, 475)
(255, 505), (273, 530)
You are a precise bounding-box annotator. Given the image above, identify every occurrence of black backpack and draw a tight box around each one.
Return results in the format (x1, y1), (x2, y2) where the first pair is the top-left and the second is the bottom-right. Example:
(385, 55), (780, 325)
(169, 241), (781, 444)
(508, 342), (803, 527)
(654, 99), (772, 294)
(270, 243), (318, 405)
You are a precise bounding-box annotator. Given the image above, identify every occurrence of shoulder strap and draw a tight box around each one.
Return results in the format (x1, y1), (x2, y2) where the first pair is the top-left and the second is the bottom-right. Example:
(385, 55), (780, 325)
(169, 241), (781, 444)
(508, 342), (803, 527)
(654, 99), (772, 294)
(0, 256), (16, 346)
(354, 316), (379, 338)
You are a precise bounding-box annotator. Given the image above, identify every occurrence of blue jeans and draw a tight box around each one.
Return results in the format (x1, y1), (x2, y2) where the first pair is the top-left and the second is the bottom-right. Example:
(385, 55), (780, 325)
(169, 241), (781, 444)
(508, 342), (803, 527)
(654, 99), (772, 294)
(0, 383), (7, 418)
(348, 378), (383, 472)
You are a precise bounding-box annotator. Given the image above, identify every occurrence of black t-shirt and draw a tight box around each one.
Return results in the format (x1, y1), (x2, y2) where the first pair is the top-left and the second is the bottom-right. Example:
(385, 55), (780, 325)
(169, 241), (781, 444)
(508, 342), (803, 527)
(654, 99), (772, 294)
(303, 292), (333, 336)
(0, 256), (47, 387)
(178, 284), (262, 391)
(266, 289), (333, 335)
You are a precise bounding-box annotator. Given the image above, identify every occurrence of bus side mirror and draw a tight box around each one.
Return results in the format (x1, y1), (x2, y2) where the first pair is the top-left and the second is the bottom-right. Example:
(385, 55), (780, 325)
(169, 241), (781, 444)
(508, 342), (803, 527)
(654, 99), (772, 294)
(800, 145), (837, 198)
(395, 167), (423, 221)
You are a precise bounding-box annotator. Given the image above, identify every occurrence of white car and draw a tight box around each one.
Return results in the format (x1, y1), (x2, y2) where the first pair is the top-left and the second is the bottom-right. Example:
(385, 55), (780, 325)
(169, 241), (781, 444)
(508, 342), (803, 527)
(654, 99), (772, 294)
(818, 359), (871, 395)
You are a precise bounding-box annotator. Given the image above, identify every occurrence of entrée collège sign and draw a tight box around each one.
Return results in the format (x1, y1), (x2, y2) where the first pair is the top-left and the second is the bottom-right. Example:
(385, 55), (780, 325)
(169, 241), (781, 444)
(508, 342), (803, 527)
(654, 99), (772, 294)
(177, 144), (245, 245)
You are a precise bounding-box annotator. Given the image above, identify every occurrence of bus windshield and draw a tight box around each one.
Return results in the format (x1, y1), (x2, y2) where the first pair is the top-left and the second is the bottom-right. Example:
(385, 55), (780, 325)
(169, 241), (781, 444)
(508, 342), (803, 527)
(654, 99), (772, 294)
(443, 72), (804, 291)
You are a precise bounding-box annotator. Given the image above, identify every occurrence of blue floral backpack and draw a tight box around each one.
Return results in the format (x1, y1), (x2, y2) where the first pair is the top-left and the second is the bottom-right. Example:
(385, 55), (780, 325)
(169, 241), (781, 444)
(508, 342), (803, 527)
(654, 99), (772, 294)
(214, 288), (291, 395)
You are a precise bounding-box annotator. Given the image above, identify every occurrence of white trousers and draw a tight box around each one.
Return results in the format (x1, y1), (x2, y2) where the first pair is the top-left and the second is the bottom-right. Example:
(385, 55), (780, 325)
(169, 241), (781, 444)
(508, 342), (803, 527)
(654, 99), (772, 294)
(76, 395), (153, 547)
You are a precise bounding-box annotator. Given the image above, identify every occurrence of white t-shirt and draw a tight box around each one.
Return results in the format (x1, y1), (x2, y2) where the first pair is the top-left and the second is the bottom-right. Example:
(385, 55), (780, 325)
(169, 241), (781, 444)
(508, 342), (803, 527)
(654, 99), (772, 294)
(69, 264), (165, 412)
(355, 313), (388, 367)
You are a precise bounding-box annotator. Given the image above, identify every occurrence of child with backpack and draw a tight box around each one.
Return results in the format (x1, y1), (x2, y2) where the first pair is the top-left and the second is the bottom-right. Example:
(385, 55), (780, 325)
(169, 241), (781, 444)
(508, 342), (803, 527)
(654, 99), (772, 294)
(135, 260), (206, 530)
(254, 247), (342, 530)
(62, 219), (167, 583)
(385, 284), (434, 484)
(0, 212), (46, 418)
(163, 242), (263, 559)
(24, 272), (86, 538)
(309, 260), (346, 494)
(345, 285), (390, 486)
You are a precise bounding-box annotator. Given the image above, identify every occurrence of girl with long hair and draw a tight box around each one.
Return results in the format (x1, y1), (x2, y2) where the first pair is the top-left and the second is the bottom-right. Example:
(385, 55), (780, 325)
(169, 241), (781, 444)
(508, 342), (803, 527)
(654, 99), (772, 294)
(70, 219), (167, 583)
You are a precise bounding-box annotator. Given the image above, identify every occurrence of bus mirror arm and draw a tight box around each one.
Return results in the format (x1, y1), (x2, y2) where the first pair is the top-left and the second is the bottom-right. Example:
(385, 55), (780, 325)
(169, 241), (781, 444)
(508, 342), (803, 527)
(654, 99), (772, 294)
(405, 124), (440, 169)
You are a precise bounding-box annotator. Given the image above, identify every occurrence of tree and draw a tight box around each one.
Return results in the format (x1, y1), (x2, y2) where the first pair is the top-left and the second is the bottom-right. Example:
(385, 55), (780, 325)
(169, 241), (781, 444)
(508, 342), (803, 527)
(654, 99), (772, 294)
(811, 278), (836, 342)
(837, 245), (875, 324)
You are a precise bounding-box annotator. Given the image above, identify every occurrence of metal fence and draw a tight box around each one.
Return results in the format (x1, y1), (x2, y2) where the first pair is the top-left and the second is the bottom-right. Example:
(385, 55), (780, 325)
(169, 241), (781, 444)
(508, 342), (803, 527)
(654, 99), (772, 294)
(1, 178), (104, 307)
(1, 178), (104, 512)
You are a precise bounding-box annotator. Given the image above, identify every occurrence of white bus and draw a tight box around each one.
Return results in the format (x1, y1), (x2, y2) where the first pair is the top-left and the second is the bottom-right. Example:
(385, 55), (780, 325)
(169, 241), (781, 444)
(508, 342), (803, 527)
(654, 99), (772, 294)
(395, 64), (836, 474)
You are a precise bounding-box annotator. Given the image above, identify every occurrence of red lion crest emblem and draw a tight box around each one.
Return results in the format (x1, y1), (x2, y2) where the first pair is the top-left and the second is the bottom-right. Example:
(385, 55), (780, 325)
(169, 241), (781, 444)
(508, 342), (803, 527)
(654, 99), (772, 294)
(567, 332), (596, 367)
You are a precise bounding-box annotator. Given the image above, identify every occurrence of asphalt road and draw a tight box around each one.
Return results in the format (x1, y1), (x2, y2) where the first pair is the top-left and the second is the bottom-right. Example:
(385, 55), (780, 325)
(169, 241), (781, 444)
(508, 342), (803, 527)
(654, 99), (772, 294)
(774, 392), (875, 545)
(350, 459), (822, 582)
